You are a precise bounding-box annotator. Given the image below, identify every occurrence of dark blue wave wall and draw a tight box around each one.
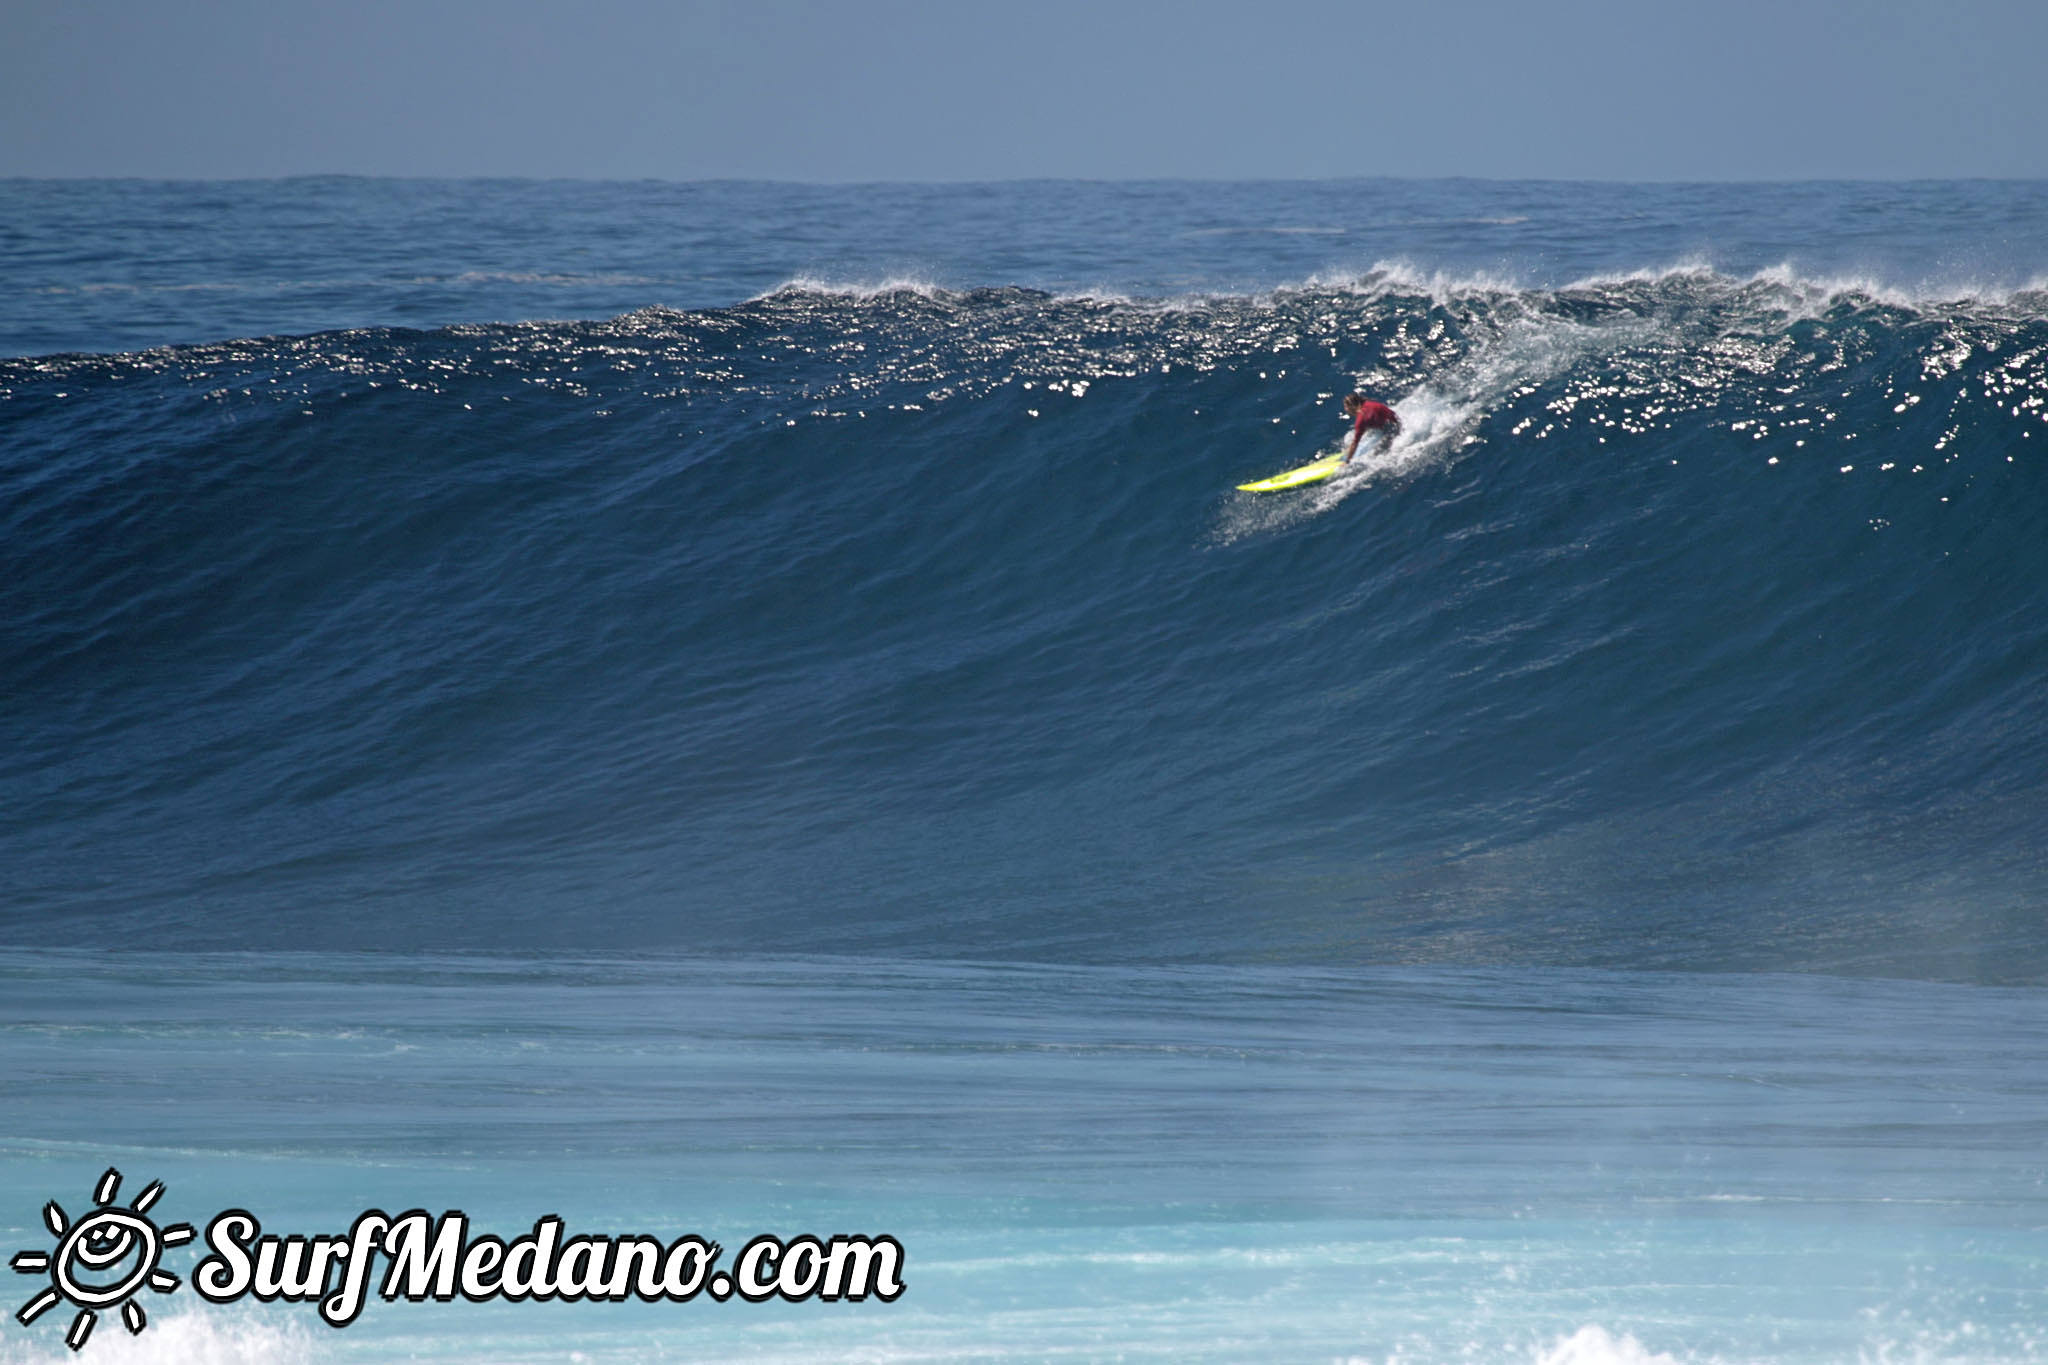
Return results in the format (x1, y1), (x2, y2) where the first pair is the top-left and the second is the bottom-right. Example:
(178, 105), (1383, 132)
(4, 275), (2045, 978)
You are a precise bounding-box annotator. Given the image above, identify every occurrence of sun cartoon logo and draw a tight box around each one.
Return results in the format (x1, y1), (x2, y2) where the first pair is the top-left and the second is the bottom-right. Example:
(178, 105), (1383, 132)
(10, 1168), (194, 1352)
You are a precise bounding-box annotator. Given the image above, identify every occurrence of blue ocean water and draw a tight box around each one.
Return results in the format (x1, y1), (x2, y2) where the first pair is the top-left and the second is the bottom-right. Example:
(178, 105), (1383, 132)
(3, 178), (2047, 1362)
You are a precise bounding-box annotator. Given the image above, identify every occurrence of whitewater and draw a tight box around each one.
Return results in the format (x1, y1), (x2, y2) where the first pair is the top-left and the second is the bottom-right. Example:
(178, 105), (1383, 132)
(2, 177), (2045, 1362)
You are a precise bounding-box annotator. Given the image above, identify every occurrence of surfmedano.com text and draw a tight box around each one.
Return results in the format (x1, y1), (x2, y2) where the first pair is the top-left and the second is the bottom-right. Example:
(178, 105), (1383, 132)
(193, 1209), (906, 1326)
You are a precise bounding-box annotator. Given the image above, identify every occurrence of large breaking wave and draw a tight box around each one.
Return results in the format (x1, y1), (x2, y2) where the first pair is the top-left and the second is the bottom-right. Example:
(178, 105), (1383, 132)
(4, 268), (2044, 977)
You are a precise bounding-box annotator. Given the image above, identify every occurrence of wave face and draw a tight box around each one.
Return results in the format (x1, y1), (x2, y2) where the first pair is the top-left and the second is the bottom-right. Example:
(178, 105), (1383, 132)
(5, 213), (2047, 977)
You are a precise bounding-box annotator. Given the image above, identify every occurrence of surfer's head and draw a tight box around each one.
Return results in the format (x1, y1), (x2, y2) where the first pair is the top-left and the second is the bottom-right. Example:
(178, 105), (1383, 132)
(1342, 392), (1364, 415)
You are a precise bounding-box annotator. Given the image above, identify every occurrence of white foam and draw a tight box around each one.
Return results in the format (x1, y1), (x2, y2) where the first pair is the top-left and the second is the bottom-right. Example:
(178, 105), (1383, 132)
(0, 1311), (314, 1365)
(1535, 1324), (1686, 1365)
(1210, 288), (1646, 543)
(1539, 259), (2033, 311)
(758, 262), (2046, 318)
(1185, 261), (2038, 314)
(1303, 260), (1526, 304)
(751, 274), (950, 303)
(1048, 286), (1137, 306)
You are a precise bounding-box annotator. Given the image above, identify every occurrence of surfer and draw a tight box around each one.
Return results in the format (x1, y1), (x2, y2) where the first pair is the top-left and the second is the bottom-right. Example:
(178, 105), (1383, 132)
(1342, 393), (1400, 464)
(1235, 392), (1402, 492)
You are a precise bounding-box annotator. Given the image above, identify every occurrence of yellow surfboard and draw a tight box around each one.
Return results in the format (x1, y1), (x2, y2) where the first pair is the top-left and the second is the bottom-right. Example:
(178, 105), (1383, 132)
(1236, 452), (1346, 493)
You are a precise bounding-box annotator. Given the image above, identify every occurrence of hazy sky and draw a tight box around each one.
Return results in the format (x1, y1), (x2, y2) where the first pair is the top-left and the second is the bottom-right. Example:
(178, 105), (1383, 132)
(4, 0), (2044, 181)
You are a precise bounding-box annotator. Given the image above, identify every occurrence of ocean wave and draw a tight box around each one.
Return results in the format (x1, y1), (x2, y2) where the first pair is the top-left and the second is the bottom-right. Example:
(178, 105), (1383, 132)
(744, 262), (2048, 317)
(750, 274), (957, 303)
(2, 266), (2044, 974)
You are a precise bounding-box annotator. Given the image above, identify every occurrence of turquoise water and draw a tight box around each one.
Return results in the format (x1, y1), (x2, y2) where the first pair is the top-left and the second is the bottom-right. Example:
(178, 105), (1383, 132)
(3, 178), (2046, 1359)
(4, 954), (2046, 1362)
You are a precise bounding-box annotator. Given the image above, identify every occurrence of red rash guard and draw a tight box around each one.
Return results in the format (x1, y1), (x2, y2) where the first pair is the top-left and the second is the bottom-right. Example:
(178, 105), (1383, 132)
(1352, 401), (1399, 437)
